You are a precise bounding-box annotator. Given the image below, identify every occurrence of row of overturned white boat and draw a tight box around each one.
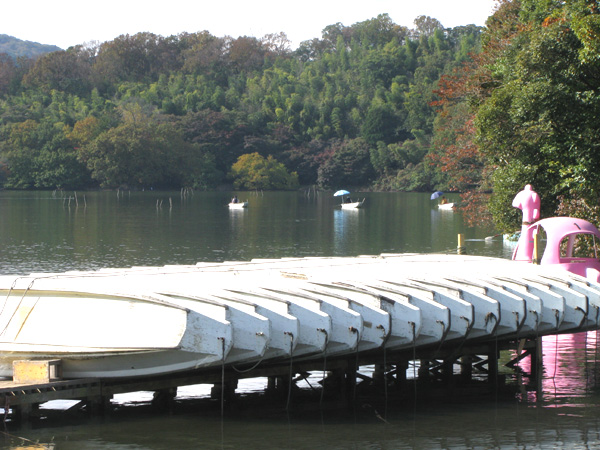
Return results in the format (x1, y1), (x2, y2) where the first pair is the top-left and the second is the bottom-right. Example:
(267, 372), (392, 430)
(1, 253), (599, 380)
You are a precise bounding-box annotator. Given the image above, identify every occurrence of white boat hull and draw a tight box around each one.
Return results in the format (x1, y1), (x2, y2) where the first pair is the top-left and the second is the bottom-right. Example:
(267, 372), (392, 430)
(2, 253), (600, 379)
(0, 289), (232, 378)
(229, 201), (248, 209)
(341, 200), (365, 209)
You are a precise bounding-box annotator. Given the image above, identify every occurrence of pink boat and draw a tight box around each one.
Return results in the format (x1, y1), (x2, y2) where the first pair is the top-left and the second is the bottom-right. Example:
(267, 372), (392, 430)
(512, 185), (600, 281)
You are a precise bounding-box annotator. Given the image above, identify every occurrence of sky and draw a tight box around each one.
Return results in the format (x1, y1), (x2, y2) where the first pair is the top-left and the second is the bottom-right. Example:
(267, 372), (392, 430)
(2, 0), (499, 50)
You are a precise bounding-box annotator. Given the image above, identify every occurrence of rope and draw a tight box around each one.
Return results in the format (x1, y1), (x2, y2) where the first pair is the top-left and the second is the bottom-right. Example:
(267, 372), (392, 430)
(219, 337), (226, 418)
(431, 321), (447, 362)
(352, 327), (359, 405)
(595, 330), (599, 386)
(285, 332), (294, 411)
(382, 335), (388, 420)
(552, 333), (558, 400)
(584, 331), (589, 394)
(231, 332), (268, 373)
(319, 330), (328, 408)
(0, 278), (37, 336)
(493, 315), (499, 409)
(411, 322), (417, 434)
(231, 355), (265, 374)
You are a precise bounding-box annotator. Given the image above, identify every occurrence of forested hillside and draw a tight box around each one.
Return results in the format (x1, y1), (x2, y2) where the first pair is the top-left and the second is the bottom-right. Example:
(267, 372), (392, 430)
(0, 35), (62, 59)
(0, 14), (482, 193)
(3, 0), (600, 233)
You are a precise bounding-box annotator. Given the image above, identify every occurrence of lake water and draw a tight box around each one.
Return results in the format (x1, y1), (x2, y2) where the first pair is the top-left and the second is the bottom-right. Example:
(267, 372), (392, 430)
(0, 190), (511, 275)
(1, 190), (599, 450)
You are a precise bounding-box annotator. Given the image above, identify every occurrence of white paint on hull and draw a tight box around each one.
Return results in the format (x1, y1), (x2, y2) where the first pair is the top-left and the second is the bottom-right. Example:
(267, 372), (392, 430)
(4, 253), (600, 379)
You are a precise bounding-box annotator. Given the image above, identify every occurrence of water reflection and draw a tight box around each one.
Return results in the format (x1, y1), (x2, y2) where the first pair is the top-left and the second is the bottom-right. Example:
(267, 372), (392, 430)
(0, 191), (507, 275)
(332, 208), (363, 253)
(430, 205), (463, 253)
(516, 331), (600, 405)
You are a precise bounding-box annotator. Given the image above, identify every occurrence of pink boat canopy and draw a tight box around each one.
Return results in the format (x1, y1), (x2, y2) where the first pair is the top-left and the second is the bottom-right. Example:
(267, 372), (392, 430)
(512, 185), (600, 281)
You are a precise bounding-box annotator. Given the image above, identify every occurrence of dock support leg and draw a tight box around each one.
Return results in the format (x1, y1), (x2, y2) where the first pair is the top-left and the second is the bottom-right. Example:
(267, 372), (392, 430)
(418, 360), (430, 382)
(441, 358), (454, 383)
(395, 360), (408, 390)
(211, 380), (238, 404)
(373, 364), (385, 385)
(330, 367), (347, 402)
(266, 375), (294, 399)
(461, 355), (473, 382)
(87, 395), (112, 415)
(152, 388), (177, 413)
(488, 350), (499, 385)
(267, 376), (276, 393)
(13, 403), (34, 426)
(531, 337), (543, 397)
(345, 364), (357, 402)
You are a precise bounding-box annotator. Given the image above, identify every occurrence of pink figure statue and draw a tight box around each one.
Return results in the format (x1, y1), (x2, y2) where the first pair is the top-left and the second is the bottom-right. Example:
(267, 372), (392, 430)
(512, 185), (540, 262)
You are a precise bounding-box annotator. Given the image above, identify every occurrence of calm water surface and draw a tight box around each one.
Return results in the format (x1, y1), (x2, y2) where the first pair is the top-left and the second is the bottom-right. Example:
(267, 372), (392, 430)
(0, 190), (510, 274)
(1, 190), (599, 450)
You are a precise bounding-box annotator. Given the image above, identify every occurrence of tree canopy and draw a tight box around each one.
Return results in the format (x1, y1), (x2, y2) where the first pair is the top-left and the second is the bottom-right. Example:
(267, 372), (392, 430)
(430, 0), (600, 230)
(0, 14), (483, 192)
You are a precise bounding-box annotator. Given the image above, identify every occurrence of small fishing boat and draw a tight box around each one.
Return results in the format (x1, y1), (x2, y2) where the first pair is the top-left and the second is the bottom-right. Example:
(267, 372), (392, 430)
(334, 189), (365, 209)
(341, 199), (365, 209)
(0, 288), (233, 378)
(229, 201), (248, 209)
(432, 191), (454, 210)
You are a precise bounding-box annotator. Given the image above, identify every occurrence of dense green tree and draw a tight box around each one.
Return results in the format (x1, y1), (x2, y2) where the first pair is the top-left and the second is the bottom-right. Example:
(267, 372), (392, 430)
(361, 102), (399, 145)
(317, 138), (375, 188)
(4, 119), (91, 189)
(476, 0), (600, 229)
(0, 16), (485, 193)
(413, 16), (444, 37)
(77, 111), (215, 189)
(229, 152), (299, 190)
(22, 46), (92, 95)
(0, 54), (19, 96)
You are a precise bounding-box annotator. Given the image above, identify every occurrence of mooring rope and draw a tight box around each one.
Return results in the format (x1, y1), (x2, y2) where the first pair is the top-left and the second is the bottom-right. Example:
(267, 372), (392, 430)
(219, 337), (226, 418)
(382, 334), (388, 420)
(551, 333), (558, 401)
(352, 327), (360, 405)
(285, 332), (294, 411)
(493, 314), (500, 412)
(594, 330), (598, 385)
(0, 278), (38, 337)
(232, 332), (268, 373)
(319, 329), (328, 408)
(231, 356), (265, 374)
(584, 330), (589, 393)
(431, 321), (447, 362)
(411, 321), (417, 434)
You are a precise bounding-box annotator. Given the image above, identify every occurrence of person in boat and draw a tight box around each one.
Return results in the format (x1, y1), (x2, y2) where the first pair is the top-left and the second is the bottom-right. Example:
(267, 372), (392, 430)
(231, 196), (239, 204)
(440, 196), (448, 204)
(345, 197), (352, 203)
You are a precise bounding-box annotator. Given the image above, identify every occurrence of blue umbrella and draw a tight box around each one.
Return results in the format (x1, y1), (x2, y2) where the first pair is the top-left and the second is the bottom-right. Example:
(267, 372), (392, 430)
(334, 190), (350, 197)
(431, 191), (444, 200)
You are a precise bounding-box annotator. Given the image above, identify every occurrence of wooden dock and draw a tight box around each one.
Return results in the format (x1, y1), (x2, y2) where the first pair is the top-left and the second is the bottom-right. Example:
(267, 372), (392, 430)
(0, 253), (595, 424)
(0, 334), (547, 425)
